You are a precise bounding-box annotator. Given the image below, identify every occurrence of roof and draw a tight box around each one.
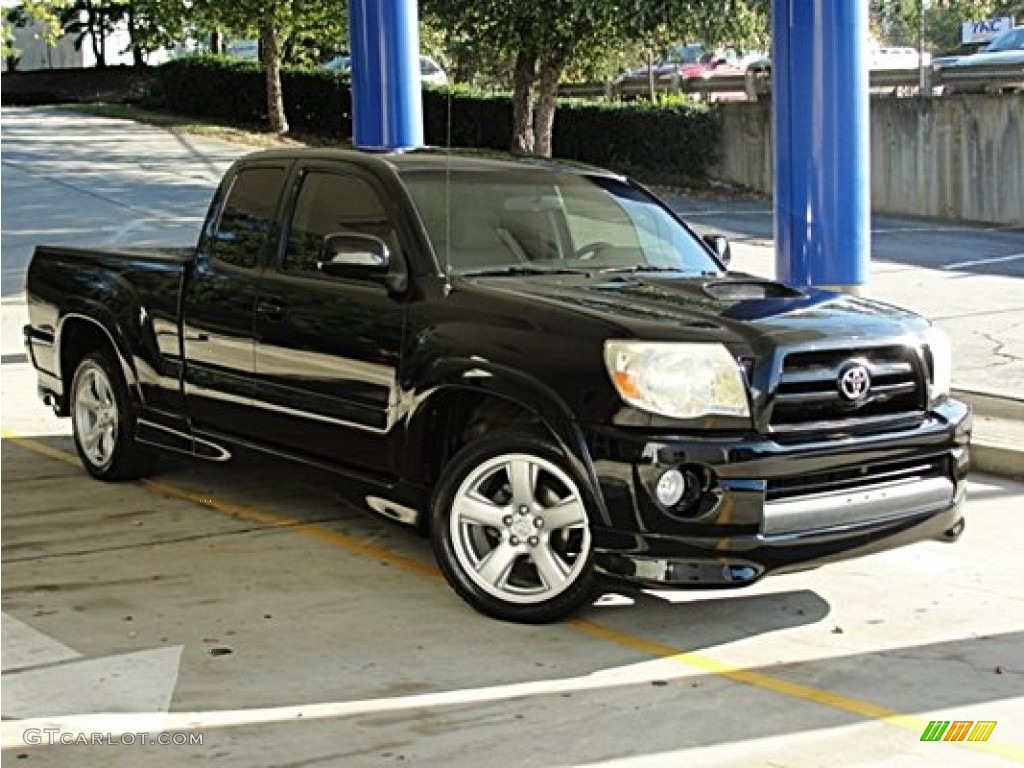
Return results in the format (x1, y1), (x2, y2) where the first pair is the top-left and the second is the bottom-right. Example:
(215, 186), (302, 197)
(234, 147), (622, 179)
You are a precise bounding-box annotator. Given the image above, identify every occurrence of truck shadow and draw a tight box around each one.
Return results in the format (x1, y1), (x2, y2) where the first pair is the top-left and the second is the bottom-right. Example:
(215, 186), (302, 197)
(3, 433), (830, 648)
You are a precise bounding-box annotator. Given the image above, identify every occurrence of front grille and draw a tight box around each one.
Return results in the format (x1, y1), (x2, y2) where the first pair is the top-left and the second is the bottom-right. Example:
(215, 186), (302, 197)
(770, 345), (925, 431)
(766, 455), (948, 502)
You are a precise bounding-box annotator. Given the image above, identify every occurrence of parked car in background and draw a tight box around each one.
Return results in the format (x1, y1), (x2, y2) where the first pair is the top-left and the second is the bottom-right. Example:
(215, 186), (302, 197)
(871, 46), (930, 70)
(613, 43), (707, 91)
(934, 25), (1024, 93)
(323, 53), (448, 87)
(614, 44), (767, 97)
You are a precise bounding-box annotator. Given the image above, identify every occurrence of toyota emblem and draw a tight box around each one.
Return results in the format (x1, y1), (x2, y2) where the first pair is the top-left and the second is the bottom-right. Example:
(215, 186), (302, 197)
(838, 363), (871, 401)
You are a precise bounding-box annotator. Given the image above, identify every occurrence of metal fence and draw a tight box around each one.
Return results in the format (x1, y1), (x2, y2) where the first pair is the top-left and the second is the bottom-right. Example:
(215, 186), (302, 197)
(559, 63), (1024, 102)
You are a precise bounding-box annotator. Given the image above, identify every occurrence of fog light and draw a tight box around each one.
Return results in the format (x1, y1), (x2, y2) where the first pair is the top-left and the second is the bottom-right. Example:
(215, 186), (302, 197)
(655, 468), (686, 507)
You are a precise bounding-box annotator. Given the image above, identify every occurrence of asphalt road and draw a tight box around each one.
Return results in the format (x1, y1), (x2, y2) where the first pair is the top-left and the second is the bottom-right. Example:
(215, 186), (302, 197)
(673, 199), (1024, 278)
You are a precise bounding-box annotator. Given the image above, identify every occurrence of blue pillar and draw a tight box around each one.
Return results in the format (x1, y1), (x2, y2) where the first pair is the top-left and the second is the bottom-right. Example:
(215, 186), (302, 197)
(350, 0), (423, 151)
(772, 0), (870, 291)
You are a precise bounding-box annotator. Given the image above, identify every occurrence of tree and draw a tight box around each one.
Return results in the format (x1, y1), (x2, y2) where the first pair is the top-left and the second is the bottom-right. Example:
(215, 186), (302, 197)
(120, 0), (191, 67)
(3, 0), (67, 68)
(59, 0), (118, 67)
(194, 0), (347, 135)
(425, 0), (769, 157)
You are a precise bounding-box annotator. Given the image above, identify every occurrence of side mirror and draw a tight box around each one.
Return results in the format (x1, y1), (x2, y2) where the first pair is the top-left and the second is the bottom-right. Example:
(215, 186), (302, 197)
(703, 234), (732, 266)
(318, 232), (390, 276)
(317, 232), (408, 293)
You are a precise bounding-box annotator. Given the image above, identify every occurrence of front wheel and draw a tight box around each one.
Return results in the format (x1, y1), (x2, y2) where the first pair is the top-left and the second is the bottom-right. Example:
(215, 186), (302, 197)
(431, 431), (596, 623)
(70, 350), (156, 481)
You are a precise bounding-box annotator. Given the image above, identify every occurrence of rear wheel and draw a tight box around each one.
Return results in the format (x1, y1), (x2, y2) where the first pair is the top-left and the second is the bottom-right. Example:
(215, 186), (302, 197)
(431, 431), (595, 623)
(71, 351), (156, 481)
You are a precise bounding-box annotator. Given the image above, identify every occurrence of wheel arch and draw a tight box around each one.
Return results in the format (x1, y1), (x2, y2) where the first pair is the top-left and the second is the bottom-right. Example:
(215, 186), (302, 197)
(402, 362), (610, 529)
(56, 310), (142, 414)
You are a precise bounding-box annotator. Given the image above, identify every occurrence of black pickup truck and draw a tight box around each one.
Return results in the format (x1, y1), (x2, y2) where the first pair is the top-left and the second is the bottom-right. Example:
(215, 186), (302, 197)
(25, 149), (970, 622)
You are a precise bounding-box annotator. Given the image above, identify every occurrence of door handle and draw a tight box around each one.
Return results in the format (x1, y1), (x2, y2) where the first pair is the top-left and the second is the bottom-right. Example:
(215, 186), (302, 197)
(256, 298), (285, 319)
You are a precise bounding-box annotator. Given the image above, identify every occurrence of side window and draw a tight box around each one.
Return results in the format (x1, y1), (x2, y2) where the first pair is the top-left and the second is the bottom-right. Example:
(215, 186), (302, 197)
(211, 167), (285, 269)
(284, 171), (399, 276)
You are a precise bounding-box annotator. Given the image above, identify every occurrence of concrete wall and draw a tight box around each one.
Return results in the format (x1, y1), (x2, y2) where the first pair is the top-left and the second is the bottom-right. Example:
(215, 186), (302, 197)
(710, 95), (1024, 226)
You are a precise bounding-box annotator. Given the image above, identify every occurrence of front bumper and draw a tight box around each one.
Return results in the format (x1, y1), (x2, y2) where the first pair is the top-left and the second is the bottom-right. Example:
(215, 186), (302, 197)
(585, 398), (971, 588)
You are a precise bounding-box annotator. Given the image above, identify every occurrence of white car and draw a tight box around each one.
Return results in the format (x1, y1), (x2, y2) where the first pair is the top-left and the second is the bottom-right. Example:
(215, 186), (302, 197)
(323, 54), (448, 87)
(871, 46), (930, 70)
(936, 26), (1024, 92)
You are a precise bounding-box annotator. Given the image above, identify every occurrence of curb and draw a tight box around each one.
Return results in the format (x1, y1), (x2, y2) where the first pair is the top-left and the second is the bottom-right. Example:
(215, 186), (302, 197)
(953, 388), (1024, 421)
(969, 442), (1024, 482)
(953, 389), (1024, 482)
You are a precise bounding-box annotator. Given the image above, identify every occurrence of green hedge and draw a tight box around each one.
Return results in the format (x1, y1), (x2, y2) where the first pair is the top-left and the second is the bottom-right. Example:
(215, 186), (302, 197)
(156, 56), (719, 180)
(157, 56), (351, 135)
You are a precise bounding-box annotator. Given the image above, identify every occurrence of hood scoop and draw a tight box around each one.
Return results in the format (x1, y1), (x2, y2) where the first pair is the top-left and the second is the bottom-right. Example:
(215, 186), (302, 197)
(703, 280), (803, 301)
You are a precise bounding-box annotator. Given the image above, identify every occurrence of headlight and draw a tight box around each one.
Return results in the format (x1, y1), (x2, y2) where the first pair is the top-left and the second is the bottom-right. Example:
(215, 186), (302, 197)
(922, 326), (951, 403)
(604, 341), (750, 419)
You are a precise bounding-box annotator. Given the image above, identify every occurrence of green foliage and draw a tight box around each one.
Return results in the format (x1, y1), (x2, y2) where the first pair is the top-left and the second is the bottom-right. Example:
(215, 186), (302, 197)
(4, 0), (67, 62)
(191, 0), (347, 67)
(553, 99), (720, 181)
(871, 0), (1023, 52)
(156, 55), (351, 134)
(157, 56), (720, 181)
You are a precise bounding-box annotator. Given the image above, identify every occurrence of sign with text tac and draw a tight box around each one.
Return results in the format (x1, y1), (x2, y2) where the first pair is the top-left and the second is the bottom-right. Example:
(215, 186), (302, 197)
(962, 16), (1014, 45)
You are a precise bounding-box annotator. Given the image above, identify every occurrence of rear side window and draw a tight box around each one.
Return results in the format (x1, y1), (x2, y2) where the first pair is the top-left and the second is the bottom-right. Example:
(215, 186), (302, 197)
(211, 167), (285, 269)
(284, 171), (399, 275)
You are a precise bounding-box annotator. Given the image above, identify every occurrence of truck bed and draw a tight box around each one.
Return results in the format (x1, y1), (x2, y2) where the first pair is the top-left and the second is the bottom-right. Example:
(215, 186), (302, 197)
(25, 243), (194, 415)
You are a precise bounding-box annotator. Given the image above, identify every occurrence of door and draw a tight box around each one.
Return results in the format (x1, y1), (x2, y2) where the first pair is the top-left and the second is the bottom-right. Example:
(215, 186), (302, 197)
(250, 165), (408, 478)
(182, 163), (288, 439)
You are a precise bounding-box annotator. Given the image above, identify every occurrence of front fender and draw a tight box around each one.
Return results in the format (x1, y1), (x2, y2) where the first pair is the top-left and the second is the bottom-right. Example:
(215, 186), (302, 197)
(402, 357), (613, 527)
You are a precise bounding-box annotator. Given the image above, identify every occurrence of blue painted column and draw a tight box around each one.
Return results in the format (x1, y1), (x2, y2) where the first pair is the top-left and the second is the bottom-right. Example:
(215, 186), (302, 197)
(772, 0), (870, 292)
(350, 0), (423, 151)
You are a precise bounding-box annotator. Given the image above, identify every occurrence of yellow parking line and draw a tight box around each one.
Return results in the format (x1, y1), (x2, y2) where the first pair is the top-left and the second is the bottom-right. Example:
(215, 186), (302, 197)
(4, 431), (1022, 763)
(141, 477), (442, 582)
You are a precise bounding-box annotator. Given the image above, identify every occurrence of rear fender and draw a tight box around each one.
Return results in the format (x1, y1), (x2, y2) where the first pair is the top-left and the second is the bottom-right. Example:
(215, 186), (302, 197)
(55, 303), (143, 407)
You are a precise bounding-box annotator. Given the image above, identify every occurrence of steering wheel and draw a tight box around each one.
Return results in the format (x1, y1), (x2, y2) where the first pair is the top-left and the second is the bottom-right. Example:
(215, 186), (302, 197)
(574, 241), (615, 261)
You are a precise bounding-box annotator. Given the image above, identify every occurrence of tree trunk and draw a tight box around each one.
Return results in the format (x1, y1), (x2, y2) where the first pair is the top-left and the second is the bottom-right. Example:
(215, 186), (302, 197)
(210, 30), (223, 55)
(646, 48), (655, 101)
(85, 1), (104, 67)
(510, 46), (536, 154)
(127, 5), (144, 68)
(261, 21), (289, 135)
(533, 57), (563, 158)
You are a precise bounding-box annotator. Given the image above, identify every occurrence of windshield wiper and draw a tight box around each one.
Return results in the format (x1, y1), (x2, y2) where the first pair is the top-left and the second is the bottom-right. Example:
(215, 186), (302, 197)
(460, 265), (586, 277)
(598, 265), (692, 275)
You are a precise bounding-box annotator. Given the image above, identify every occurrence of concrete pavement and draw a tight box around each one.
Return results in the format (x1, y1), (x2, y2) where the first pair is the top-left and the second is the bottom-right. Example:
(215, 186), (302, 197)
(3, 414), (1023, 767)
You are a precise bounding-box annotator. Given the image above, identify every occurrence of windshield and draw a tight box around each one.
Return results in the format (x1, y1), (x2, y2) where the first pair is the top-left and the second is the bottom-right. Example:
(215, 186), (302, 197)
(985, 27), (1024, 51)
(400, 168), (721, 277)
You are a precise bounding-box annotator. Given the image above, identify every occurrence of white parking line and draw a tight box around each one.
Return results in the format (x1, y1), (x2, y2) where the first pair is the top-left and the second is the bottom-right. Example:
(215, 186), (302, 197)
(942, 253), (1024, 270)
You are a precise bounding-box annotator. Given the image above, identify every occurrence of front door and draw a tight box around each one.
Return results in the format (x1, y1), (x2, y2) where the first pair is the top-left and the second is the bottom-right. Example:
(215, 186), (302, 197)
(250, 164), (408, 479)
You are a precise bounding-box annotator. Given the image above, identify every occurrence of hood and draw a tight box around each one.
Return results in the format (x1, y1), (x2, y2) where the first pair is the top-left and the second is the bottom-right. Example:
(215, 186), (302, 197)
(465, 273), (926, 349)
(953, 49), (1024, 65)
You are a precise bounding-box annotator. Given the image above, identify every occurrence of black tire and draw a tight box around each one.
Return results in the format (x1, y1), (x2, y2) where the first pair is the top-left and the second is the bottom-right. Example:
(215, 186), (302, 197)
(431, 430), (596, 623)
(70, 350), (157, 481)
